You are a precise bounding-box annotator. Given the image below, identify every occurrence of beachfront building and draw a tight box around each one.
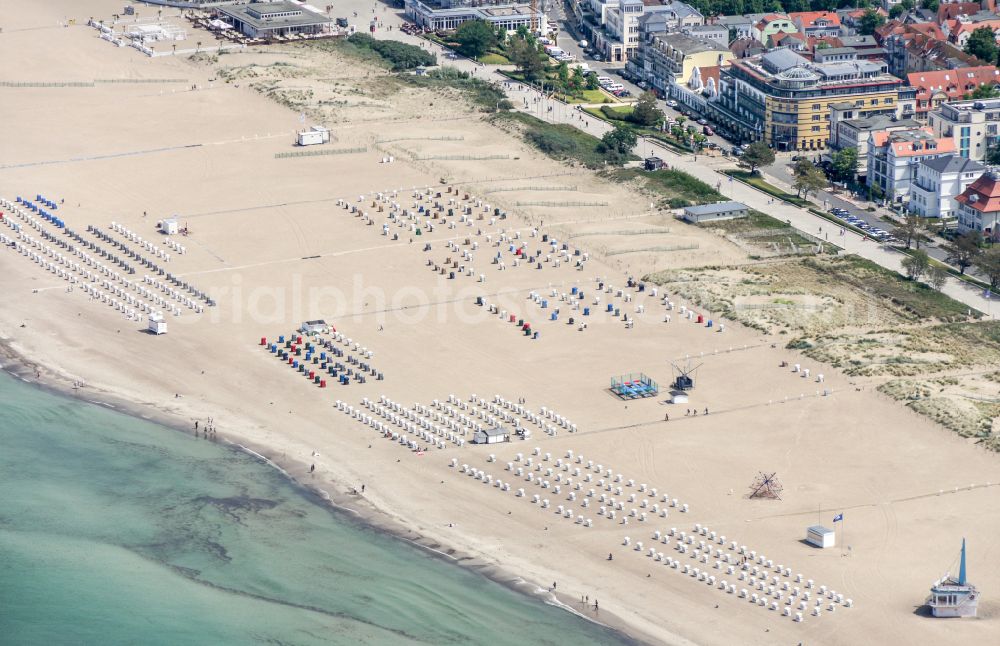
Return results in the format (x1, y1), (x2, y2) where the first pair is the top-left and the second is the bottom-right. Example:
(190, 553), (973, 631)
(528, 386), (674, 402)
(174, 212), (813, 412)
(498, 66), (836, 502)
(828, 109), (921, 178)
(682, 201), (749, 223)
(956, 169), (1000, 239)
(217, 2), (332, 39)
(908, 67), (1000, 120)
(714, 49), (902, 151)
(604, 0), (645, 61)
(909, 155), (986, 217)
(929, 97), (1000, 161)
(867, 128), (957, 203)
(405, 0), (546, 32)
(644, 32), (732, 87)
(599, 0), (703, 64)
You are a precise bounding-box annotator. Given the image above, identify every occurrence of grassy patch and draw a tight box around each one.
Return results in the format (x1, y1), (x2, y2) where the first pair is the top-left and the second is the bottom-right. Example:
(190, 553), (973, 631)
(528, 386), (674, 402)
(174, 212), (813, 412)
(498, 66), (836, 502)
(801, 255), (973, 322)
(725, 170), (814, 208)
(402, 67), (507, 111)
(612, 167), (722, 208)
(700, 210), (835, 255)
(308, 34), (436, 71)
(490, 111), (636, 167)
(478, 53), (511, 65)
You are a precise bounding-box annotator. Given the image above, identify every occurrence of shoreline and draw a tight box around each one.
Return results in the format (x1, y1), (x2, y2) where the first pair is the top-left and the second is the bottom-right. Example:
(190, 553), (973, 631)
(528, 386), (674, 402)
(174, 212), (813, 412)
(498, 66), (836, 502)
(0, 338), (658, 646)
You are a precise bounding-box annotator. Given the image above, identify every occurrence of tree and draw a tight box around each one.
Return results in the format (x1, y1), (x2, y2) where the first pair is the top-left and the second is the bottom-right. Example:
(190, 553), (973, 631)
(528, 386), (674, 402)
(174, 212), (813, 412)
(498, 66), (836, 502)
(941, 230), (983, 274)
(599, 124), (638, 162)
(974, 246), (1000, 291)
(928, 265), (949, 291)
(967, 84), (1000, 100)
(964, 26), (998, 64)
(556, 61), (570, 85)
(858, 8), (885, 36)
(921, 0), (939, 11)
(830, 147), (858, 183)
(889, 4), (905, 18)
(791, 159), (826, 199)
(893, 213), (923, 249)
(902, 249), (930, 281)
(453, 20), (497, 59)
(629, 91), (663, 128)
(585, 72), (599, 90)
(508, 35), (546, 81)
(739, 141), (775, 174)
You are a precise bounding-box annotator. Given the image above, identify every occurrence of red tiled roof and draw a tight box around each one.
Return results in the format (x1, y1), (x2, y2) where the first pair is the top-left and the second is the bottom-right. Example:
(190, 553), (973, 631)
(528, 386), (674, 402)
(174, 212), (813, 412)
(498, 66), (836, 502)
(789, 10), (842, 28)
(957, 173), (1000, 213)
(697, 65), (722, 88)
(937, 2), (983, 24)
(891, 137), (956, 157)
(950, 19), (1000, 41)
(907, 66), (1000, 106)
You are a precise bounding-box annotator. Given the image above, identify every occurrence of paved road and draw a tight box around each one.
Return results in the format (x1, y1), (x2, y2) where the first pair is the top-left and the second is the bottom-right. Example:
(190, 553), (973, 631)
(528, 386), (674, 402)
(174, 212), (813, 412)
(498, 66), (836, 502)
(366, 9), (997, 316)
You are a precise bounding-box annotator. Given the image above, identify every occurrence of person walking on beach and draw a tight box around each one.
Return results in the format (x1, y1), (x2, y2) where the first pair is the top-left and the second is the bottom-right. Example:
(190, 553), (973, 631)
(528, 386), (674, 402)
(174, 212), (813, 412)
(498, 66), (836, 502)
(361, 484), (366, 493)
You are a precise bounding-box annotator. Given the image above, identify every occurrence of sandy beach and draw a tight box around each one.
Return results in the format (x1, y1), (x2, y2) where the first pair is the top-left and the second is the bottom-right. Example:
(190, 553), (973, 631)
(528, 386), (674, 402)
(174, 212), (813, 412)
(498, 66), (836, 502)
(2, 2), (1000, 644)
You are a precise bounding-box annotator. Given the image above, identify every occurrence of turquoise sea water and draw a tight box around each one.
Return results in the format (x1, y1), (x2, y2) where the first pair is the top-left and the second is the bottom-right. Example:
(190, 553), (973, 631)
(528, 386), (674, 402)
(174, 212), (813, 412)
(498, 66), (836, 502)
(0, 372), (631, 645)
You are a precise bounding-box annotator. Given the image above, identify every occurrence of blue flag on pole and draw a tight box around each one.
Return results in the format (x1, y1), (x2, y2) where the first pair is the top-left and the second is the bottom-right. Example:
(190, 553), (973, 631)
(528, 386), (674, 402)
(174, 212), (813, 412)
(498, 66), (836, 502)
(833, 513), (843, 523)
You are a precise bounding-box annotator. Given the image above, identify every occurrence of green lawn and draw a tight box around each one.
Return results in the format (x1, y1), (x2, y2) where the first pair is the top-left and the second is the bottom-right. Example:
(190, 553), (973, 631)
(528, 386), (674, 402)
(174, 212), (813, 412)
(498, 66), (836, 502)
(724, 170), (815, 207)
(492, 111), (637, 168)
(613, 167), (722, 208)
(478, 53), (511, 65)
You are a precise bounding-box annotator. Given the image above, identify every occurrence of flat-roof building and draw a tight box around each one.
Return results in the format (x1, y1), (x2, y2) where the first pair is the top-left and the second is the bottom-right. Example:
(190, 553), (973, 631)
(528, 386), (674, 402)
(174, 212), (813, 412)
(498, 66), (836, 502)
(715, 50), (902, 150)
(404, 0), (545, 33)
(929, 97), (1000, 162)
(218, 2), (332, 39)
(682, 201), (749, 223)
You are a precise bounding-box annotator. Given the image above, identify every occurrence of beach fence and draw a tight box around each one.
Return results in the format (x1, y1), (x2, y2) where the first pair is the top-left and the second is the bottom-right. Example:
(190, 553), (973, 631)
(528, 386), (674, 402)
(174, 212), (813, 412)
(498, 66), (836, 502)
(605, 243), (699, 256)
(412, 154), (511, 161)
(275, 147), (367, 159)
(568, 228), (672, 238)
(0, 81), (95, 88)
(375, 135), (465, 144)
(484, 185), (578, 194)
(94, 78), (190, 84)
(515, 201), (609, 207)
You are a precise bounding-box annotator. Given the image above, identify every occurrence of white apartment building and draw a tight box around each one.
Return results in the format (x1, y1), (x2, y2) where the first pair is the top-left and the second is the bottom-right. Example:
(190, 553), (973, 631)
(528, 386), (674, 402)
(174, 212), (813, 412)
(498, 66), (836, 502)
(909, 155), (986, 218)
(929, 97), (1000, 163)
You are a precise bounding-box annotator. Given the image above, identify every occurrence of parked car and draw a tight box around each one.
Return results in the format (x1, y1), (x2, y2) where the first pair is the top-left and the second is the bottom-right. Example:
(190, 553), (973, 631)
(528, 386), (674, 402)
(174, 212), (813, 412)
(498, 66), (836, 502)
(703, 125), (713, 136)
(697, 118), (708, 125)
(665, 99), (678, 108)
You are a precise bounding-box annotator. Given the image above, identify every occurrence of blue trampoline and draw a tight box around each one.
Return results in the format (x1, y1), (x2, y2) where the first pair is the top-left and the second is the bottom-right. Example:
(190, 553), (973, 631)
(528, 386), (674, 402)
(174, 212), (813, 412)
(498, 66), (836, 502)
(610, 373), (659, 400)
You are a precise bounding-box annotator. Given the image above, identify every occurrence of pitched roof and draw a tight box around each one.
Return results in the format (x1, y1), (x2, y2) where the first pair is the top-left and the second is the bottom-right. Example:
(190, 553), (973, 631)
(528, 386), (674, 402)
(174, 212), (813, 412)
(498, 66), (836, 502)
(696, 64), (722, 87)
(790, 10), (842, 29)
(907, 66), (1000, 104)
(921, 154), (986, 174)
(937, 2), (984, 23)
(956, 171), (1000, 212)
(950, 18), (1000, 41)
